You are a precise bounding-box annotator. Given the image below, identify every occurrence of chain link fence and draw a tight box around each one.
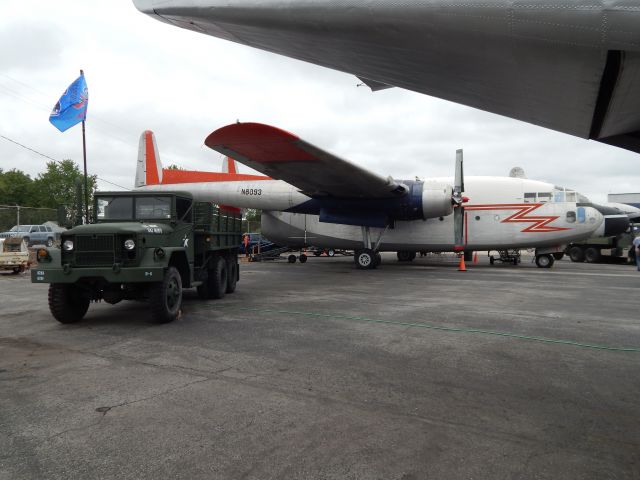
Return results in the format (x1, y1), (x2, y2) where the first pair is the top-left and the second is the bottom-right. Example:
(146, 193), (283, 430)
(0, 205), (61, 232)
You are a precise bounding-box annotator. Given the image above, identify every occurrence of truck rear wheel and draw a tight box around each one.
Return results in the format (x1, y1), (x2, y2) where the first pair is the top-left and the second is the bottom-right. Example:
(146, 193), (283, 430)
(150, 266), (182, 323)
(568, 246), (585, 262)
(584, 247), (601, 263)
(48, 284), (90, 324)
(225, 259), (238, 294)
(198, 256), (227, 300)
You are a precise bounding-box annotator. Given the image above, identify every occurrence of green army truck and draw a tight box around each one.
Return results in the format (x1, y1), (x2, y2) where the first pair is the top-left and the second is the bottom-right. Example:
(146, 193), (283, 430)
(32, 191), (241, 324)
(565, 227), (638, 264)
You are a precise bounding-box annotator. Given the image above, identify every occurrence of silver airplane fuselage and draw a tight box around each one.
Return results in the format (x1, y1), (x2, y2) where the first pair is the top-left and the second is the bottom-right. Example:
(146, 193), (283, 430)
(140, 175), (605, 251)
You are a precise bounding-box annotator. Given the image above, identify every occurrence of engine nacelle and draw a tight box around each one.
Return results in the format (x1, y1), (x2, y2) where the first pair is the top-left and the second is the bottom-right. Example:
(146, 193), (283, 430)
(422, 181), (453, 219)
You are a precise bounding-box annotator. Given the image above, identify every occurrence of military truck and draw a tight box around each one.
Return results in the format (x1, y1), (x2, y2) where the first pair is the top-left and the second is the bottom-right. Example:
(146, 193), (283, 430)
(565, 225), (638, 264)
(32, 191), (241, 324)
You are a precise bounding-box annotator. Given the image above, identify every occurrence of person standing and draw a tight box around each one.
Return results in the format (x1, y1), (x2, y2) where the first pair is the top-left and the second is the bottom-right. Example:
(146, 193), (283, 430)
(633, 235), (640, 271)
(243, 234), (250, 257)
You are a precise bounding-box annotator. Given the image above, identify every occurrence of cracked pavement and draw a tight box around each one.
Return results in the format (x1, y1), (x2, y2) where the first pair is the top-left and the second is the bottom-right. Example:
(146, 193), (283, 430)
(1, 254), (639, 479)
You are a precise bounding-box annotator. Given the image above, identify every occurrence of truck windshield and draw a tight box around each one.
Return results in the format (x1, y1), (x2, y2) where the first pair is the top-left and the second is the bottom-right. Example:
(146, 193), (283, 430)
(136, 197), (172, 219)
(97, 197), (134, 220)
(96, 196), (173, 220)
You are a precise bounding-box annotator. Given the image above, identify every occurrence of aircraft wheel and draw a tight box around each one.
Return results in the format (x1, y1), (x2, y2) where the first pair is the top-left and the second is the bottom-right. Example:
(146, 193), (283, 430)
(299, 254), (307, 263)
(287, 254), (297, 263)
(327, 248), (335, 257)
(355, 249), (376, 269)
(535, 254), (555, 268)
(584, 247), (601, 263)
(568, 246), (585, 262)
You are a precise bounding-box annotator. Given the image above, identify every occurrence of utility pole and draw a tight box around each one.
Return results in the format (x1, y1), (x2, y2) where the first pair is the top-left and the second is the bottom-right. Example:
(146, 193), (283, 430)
(16, 205), (20, 228)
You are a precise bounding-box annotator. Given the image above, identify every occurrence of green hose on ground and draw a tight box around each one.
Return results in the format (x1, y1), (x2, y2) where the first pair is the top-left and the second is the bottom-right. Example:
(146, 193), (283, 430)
(196, 304), (640, 353)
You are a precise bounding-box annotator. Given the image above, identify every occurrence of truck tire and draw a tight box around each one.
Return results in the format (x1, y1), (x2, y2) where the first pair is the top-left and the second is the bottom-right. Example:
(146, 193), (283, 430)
(150, 266), (182, 323)
(198, 256), (227, 300)
(568, 246), (585, 263)
(46, 237), (54, 247)
(584, 247), (601, 263)
(225, 259), (237, 294)
(48, 284), (90, 324)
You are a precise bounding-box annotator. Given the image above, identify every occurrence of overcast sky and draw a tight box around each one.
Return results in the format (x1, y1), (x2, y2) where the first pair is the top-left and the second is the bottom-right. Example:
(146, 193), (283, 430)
(1, 1), (639, 204)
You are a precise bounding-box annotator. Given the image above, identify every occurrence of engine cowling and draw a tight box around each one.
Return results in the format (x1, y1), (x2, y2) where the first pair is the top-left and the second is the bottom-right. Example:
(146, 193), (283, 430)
(422, 181), (454, 219)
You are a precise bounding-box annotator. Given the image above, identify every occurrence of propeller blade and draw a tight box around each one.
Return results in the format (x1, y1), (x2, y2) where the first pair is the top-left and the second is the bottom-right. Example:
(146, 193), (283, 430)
(455, 149), (464, 194)
(453, 149), (465, 250)
(454, 206), (464, 248)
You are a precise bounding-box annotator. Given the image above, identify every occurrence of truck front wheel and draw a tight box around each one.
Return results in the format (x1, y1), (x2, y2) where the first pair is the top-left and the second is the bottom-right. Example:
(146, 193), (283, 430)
(48, 284), (90, 324)
(150, 266), (182, 323)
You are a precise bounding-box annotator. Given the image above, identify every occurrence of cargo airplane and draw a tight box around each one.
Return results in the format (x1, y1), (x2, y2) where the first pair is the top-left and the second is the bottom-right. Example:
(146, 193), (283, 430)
(133, 0), (640, 154)
(134, 123), (618, 269)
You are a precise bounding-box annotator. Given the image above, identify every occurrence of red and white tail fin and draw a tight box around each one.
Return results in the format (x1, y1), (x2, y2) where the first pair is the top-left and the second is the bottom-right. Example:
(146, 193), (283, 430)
(221, 156), (237, 174)
(135, 130), (163, 187)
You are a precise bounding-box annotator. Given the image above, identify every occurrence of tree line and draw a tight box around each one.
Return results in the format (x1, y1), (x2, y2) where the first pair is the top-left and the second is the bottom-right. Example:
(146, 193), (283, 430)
(0, 160), (96, 230)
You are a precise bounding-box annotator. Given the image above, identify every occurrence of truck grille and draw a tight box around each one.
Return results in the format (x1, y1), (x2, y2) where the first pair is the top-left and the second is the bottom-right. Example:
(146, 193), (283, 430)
(74, 234), (115, 266)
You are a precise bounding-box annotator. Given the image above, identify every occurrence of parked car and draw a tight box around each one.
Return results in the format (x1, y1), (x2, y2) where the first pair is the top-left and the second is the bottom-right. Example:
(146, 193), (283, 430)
(0, 224), (56, 246)
(239, 232), (279, 254)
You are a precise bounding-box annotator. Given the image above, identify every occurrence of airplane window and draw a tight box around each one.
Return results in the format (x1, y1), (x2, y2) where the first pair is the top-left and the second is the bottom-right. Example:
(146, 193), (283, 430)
(566, 211), (576, 223)
(475, 216), (481, 221)
(538, 193), (552, 203)
(524, 193), (536, 203)
(566, 192), (577, 202)
(553, 189), (565, 202)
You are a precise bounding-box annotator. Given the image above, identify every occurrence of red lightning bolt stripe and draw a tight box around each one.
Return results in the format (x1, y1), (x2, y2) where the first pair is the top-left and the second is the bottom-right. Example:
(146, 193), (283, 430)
(464, 203), (570, 233)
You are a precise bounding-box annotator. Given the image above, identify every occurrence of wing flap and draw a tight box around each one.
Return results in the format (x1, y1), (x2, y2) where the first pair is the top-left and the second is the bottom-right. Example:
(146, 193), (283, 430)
(205, 123), (405, 198)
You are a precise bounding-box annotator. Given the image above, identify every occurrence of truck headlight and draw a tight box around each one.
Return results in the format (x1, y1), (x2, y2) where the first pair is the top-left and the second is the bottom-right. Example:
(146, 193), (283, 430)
(63, 240), (74, 251)
(124, 239), (136, 250)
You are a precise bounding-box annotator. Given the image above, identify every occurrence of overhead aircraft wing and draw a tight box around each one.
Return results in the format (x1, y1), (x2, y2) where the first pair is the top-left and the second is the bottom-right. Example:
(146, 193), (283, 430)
(205, 123), (406, 198)
(134, 0), (640, 154)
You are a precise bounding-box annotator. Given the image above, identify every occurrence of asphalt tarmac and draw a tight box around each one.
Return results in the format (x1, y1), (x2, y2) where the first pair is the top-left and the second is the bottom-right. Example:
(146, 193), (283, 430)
(1, 253), (639, 479)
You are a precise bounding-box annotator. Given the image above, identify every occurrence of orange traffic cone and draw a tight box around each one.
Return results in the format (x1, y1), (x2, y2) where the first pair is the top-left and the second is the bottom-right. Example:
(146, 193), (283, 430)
(458, 255), (467, 271)
(473, 252), (478, 264)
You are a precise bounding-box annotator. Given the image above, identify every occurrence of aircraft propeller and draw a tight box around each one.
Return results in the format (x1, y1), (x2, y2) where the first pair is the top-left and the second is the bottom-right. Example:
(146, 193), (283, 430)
(452, 149), (468, 251)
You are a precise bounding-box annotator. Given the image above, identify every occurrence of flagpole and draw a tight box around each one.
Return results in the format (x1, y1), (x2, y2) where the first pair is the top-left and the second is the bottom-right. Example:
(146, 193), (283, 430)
(80, 69), (89, 223)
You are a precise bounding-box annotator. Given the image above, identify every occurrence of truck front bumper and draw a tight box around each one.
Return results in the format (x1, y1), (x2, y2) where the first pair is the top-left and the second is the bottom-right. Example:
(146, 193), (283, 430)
(31, 265), (166, 284)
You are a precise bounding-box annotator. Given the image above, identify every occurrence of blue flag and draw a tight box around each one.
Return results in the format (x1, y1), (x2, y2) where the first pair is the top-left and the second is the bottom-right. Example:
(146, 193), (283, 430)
(49, 73), (89, 132)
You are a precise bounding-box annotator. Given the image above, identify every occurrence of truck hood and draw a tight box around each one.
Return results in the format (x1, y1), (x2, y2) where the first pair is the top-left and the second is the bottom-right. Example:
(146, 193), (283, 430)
(64, 222), (174, 235)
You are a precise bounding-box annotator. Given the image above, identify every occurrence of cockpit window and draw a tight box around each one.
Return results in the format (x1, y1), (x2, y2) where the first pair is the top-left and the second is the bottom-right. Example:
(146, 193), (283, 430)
(524, 192), (536, 203)
(538, 192), (552, 203)
(566, 191), (577, 202)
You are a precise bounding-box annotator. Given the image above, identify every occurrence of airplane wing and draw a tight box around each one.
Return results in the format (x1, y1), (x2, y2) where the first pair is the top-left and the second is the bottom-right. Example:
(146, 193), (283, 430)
(134, 0), (640, 154)
(205, 123), (406, 198)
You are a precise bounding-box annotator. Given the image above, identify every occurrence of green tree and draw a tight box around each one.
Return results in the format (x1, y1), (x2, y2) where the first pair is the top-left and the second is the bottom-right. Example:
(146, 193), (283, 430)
(166, 164), (184, 170)
(243, 208), (262, 233)
(32, 160), (97, 223)
(0, 168), (37, 206)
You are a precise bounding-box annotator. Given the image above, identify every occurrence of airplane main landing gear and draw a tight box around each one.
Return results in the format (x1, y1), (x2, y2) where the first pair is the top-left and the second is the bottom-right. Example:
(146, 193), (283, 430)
(535, 253), (555, 268)
(354, 248), (376, 269)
